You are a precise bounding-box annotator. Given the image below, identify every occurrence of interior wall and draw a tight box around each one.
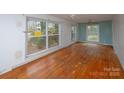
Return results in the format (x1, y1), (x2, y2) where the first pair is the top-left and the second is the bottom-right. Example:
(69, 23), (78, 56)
(113, 14), (124, 69)
(0, 14), (75, 74)
(99, 21), (112, 44)
(77, 21), (112, 45)
(77, 23), (86, 41)
(0, 14), (26, 73)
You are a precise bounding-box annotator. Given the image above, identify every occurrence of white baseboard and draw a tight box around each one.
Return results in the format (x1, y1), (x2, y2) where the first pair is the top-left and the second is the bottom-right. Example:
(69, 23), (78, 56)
(78, 41), (113, 46)
(0, 68), (12, 75)
(113, 45), (124, 70)
(120, 57), (124, 70)
(122, 64), (124, 70)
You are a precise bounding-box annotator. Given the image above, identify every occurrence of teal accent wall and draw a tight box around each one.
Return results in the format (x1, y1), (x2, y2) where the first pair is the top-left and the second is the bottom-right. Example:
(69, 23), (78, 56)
(99, 21), (112, 44)
(78, 23), (86, 41)
(77, 21), (112, 45)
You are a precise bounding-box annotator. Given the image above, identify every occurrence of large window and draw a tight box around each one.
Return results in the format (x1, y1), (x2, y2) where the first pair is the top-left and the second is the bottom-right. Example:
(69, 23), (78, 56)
(27, 18), (46, 55)
(48, 22), (59, 48)
(86, 24), (99, 42)
(26, 17), (60, 55)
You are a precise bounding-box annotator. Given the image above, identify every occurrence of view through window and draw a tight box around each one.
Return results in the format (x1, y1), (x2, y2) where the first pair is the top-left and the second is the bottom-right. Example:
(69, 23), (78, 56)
(48, 23), (59, 48)
(87, 24), (99, 42)
(26, 17), (60, 55)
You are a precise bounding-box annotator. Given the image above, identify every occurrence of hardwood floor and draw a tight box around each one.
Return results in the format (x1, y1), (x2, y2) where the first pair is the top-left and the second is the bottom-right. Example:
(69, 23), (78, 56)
(0, 43), (124, 79)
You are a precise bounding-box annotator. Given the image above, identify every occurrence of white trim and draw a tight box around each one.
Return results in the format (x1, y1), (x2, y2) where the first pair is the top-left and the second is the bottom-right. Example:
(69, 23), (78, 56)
(46, 20), (48, 49)
(59, 24), (62, 46)
(26, 48), (48, 57)
(26, 16), (46, 22)
(25, 17), (61, 57)
(122, 64), (124, 70)
(0, 68), (12, 75)
(25, 17), (28, 58)
(79, 41), (113, 46)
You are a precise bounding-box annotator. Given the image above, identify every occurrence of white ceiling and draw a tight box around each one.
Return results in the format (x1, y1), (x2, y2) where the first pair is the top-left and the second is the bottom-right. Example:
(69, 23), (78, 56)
(50, 14), (114, 23)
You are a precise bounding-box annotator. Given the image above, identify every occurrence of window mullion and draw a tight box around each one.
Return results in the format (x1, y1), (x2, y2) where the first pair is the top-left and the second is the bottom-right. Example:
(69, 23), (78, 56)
(46, 21), (48, 49)
(59, 24), (61, 46)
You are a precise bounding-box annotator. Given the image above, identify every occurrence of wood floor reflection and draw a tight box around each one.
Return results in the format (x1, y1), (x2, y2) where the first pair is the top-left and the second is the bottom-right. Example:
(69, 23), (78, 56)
(0, 43), (124, 79)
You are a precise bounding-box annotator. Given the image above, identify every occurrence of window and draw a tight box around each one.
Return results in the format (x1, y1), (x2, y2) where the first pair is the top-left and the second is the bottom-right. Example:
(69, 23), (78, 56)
(71, 26), (77, 41)
(26, 17), (60, 56)
(27, 18), (46, 55)
(86, 24), (99, 42)
(48, 22), (60, 48)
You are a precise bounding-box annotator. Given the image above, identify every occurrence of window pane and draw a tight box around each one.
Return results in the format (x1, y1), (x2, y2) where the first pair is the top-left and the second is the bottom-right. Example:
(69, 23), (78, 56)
(48, 23), (59, 35)
(27, 18), (47, 55)
(27, 37), (46, 55)
(48, 35), (59, 48)
(27, 20), (36, 37)
(27, 19), (46, 37)
(40, 21), (46, 35)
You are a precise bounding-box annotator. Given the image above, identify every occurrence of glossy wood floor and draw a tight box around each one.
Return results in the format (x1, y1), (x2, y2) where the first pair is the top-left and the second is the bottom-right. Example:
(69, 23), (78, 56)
(0, 43), (124, 79)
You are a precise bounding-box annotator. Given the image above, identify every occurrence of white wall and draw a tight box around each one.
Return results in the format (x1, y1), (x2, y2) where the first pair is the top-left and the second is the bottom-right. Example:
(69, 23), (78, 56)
(0, 14), (75, 74)
(0, 14), (26, 74)
(113, 14), (124, 69)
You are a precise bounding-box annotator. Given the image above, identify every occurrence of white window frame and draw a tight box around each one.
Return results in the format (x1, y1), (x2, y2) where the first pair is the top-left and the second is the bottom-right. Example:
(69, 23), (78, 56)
(47, 21), (61, 48)
(25, 17), (61, 57)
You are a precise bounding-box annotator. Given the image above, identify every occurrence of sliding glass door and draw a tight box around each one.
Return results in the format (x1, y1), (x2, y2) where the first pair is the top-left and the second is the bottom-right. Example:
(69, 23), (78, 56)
(26, 17), (60, 56)
(86, 24), (99, 42)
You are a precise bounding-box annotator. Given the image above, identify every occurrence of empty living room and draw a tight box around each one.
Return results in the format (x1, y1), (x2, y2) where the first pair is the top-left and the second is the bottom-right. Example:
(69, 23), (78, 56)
(0, 14), (124, 79)
(1, 1), (124, 93)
